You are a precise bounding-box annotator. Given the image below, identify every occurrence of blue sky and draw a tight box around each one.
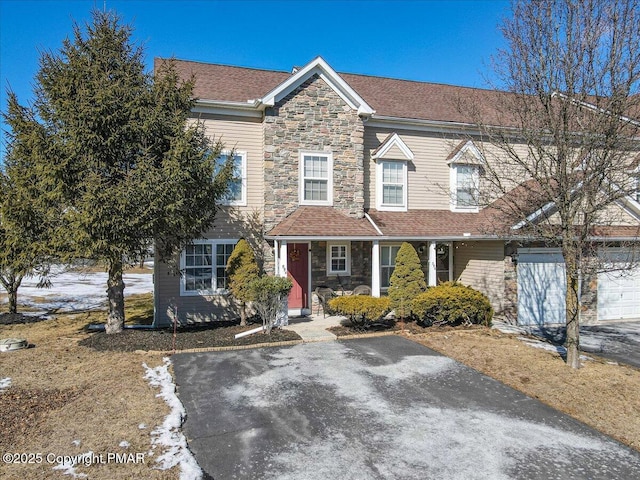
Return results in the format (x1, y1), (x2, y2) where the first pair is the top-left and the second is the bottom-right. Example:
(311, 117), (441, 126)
(0, 0), (510, 158)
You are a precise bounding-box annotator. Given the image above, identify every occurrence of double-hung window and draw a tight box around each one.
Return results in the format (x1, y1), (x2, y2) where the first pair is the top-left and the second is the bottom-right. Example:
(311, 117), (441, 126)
(181, 240), (236, 296)
(217, 151), (247, 206)
(452, 164), (480, 211)
(300, 152), (333, 205)
(327, 242), (350, 276)
(376, 160), (407, 211)
(447, 141), (483, 212)
(380, 245), (401, 289)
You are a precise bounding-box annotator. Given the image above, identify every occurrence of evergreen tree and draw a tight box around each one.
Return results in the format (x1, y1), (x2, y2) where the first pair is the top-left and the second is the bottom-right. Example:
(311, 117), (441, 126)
(0, 93), (56, 313)
(226, 239), (260, 326)
(388, 242), (426, 320)
(20, 10), (232, 333)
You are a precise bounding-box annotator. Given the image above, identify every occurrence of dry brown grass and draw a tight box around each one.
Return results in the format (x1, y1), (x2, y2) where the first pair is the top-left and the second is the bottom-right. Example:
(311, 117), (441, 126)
(408, 327), (640, 452)
(0, 312), (178, 479)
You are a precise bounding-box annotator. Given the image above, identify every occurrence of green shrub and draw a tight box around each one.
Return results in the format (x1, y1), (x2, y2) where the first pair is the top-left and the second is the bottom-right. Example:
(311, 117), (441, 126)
(226, 239), (260, 326)
(329, 295), (391, 328)
(411, 282), (493, 327)
(388, 242), (426, 319)
(249, 276), (293, 334)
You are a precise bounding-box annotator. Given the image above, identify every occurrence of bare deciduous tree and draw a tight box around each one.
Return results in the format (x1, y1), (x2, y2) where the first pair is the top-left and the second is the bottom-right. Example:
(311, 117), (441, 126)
(464, 0), (640, 368)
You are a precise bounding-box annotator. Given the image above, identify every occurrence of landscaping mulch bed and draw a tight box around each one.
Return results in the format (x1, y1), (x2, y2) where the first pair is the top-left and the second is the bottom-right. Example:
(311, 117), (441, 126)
(79, 322), (302, 352)
(0, 312), (48, 325)
(328, 320), (484, 337)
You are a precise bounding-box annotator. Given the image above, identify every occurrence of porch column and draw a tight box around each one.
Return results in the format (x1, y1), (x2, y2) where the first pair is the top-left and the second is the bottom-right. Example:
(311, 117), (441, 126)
(278, 240), (288, 278)
(428, 241), (437, 286)
(448, 241), (454, 282)
(371, 240), (381, 297)
(274, 240), (279, 276)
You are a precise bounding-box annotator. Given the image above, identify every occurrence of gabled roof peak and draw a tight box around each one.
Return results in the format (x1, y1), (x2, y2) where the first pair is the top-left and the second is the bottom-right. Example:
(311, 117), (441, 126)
(371, 132), (414, 161)
(447, 140), (484, 165)
(259, 56), (375, 116)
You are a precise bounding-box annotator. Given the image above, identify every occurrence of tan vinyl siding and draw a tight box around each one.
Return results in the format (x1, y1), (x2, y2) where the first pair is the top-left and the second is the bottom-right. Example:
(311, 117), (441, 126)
(365, 127), (534, 211)
(377, 143), (412, 161)
(595, 202), (639, 226)
(365, 127), (471, 210)
(195, 113), (264, 210)
(545, 202), (639, 226)
(154, 256), (240, 327)
(156, 111), (264, 327)
(453, 241), (506, 312)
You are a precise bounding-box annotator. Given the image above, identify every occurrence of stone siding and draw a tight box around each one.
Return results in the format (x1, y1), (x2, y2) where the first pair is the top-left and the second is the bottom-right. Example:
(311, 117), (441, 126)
(263, 74), (365, 232)
(310, 241), (372, 292)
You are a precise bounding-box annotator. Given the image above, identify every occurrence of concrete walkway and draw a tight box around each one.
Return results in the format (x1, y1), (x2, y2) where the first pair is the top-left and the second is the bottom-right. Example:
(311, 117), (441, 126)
(283, 313), (343, 342)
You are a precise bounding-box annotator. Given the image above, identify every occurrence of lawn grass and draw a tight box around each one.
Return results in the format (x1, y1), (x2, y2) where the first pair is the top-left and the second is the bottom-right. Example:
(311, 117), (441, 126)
(125, 292), (154, 325)
(0, 298), (175, 480)
(408, 327), (640, 453)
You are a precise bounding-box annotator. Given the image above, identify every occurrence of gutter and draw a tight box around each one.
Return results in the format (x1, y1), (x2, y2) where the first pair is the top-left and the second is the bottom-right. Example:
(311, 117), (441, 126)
(263, 234), (506, 242)
(192, 99), (262, 118)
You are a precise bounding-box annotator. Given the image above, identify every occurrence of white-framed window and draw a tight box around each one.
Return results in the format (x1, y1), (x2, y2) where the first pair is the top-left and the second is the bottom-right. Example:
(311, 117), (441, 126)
(300, 152), (333, 205)
(216, 151), (247, 206)
(180, 239), (237, 296)
(380, 244), (401, 289)
(450, 164), (480, 211)
(376, 160), (407, 211)
(327, 241), (351, 276)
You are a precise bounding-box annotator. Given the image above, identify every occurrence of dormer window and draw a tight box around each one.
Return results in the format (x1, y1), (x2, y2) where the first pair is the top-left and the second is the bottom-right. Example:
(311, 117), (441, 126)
(300, 152), (333, 206)
(377, 160), (408, 210)
(453, 164), (480, 208)
(372, 133), (413, 212)
(447, 140), (484, 212)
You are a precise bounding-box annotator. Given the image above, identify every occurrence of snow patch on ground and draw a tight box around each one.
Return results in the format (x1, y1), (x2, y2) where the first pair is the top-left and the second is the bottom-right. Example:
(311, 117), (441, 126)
(51, 452), (91, 478)
(143, 357), (203, 480)
(0, 377), (11, 392)
(517, 337), (591, 361)
(0, 266), (152, 314)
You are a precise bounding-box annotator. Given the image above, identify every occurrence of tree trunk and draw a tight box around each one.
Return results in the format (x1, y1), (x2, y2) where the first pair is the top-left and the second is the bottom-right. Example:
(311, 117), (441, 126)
(7, 288), (18, 314)
(105, 259), (126, 334)
(564, 251), (581, 369)
(1, 273), (23, 314)
(239, 303), (247, 327)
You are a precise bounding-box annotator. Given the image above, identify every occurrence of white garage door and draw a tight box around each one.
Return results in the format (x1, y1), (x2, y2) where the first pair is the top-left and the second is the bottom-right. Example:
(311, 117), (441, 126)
(517, 249), (566, 326)
(598, 265), (640, 321)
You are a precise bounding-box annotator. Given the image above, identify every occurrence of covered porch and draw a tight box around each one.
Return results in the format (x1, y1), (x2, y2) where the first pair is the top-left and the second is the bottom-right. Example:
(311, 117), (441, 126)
(271, 238), (454, 315)
(266, 206), (506, 317)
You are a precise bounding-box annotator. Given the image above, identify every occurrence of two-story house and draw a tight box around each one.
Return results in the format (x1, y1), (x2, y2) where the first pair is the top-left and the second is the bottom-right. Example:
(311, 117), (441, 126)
(152, 56), (640, 328)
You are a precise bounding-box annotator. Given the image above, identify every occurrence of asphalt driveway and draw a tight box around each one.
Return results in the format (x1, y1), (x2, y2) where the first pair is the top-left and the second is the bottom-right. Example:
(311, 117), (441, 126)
(172, 336), (640, 479)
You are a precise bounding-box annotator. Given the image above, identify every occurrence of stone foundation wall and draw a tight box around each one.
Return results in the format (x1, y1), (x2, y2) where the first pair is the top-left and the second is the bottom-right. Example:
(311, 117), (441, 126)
(580, 273), (598, 324)
(502, 243), (518, 323)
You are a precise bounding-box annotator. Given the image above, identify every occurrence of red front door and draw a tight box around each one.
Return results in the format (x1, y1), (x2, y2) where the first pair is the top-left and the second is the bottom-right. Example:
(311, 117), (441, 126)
(287, 243), (309, 310)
